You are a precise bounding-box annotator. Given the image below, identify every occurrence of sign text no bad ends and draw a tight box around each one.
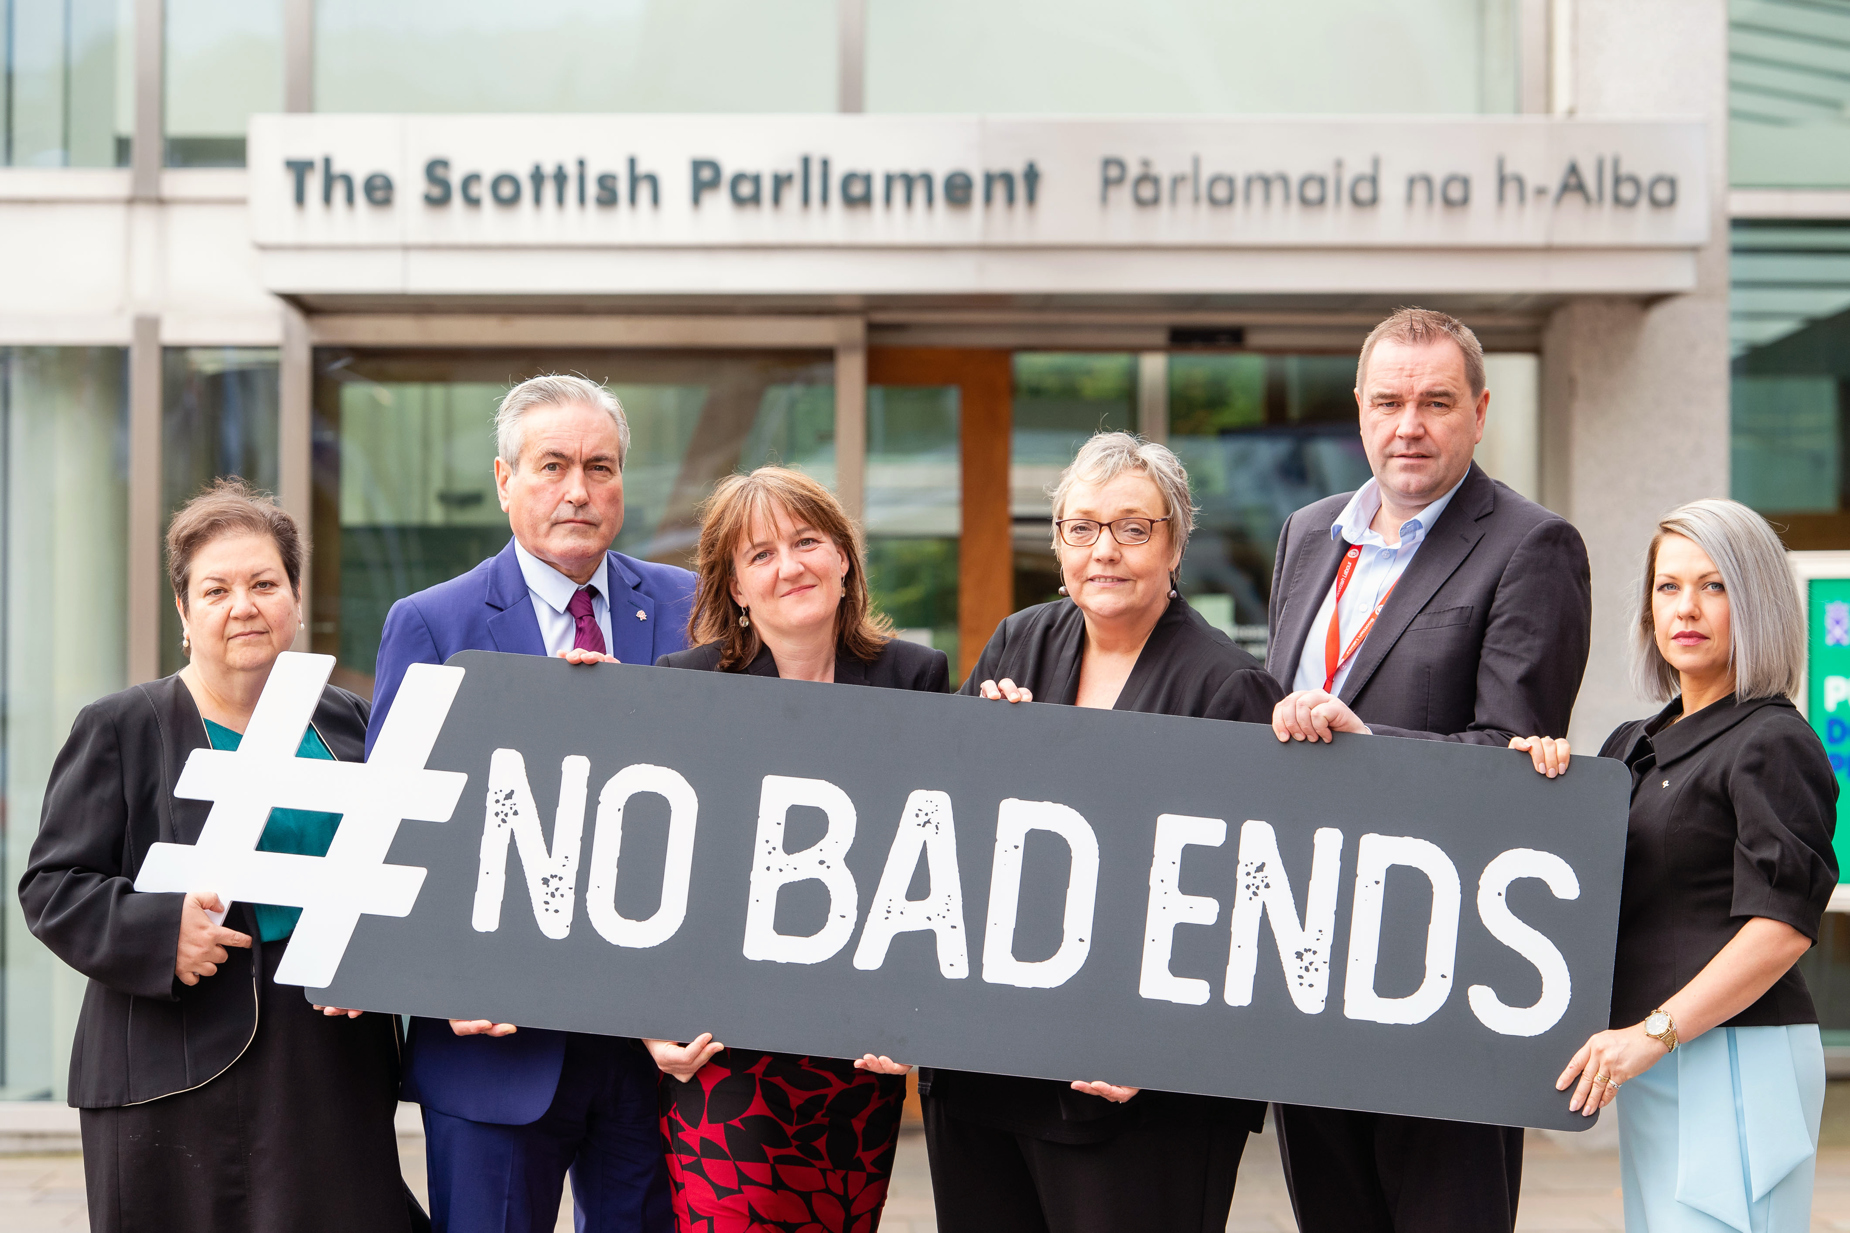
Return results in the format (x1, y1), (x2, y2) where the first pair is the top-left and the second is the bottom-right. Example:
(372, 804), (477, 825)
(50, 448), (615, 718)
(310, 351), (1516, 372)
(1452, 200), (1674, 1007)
(145, 651), (1628, 1131)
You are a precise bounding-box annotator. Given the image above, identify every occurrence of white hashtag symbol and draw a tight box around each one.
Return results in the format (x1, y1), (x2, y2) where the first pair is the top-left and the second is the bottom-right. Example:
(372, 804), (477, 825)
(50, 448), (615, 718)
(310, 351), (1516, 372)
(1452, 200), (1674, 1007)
(134, 652), (469, 988)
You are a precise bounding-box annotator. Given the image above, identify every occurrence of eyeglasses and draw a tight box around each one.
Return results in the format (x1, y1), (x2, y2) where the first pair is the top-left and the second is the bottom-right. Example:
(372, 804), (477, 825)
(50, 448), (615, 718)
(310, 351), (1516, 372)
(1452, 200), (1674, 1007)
(1053, 516), (1171, 548)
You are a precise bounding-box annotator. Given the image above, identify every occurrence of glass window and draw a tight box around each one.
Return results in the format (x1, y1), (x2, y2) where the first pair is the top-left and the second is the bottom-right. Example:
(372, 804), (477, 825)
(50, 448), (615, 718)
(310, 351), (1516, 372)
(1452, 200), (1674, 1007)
(865, 385), (961, 664)
(1168, 353), (1374, 653)
(315, 0), (836, 114)
(1730, 0), (1850, 189)
(867, 0), (1517, 114)
(165, 0), (282, 167)
(0, 347), (129, 1100)
(3, 0), (132, 167)
(1731, 221), (1850, 545)
(312, 349), (835, 691)
(1010, 353), (1138, 612)
(160, 348), (280, 674)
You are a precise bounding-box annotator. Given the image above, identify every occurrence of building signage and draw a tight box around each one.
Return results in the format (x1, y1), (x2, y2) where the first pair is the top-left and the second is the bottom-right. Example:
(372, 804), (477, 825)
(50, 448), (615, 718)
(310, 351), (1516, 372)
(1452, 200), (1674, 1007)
(1802, 571), (1850, 881)
(155, 651), (1631, 1131)
(249, 114), (1708, 254)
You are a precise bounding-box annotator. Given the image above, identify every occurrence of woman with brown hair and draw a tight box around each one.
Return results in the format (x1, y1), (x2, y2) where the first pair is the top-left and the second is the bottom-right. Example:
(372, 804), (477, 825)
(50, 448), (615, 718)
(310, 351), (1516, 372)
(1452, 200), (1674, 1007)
(648, 465), (947, 1233)
(19, 478), (421, 1232)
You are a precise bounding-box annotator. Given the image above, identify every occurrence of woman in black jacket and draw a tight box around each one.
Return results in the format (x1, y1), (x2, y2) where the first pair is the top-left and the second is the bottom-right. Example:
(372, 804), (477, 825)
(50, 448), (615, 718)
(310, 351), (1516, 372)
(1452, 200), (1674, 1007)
(925, 432), (1283, 1233)
(1513, 498), (1836, 1232)
(624, 465), (946, 1233)
(19, 479), (419, 1233)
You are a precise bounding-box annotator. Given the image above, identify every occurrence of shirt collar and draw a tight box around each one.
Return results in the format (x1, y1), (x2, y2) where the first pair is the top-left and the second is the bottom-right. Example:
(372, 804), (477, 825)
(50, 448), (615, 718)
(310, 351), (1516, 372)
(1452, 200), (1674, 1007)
(512, 539), (609, 616)
(1330, 472), (1468, 550)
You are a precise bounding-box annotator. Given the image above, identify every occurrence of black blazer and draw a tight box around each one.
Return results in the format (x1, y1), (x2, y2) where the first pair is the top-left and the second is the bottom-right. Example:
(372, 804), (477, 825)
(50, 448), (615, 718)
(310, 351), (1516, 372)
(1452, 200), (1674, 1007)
(18, 674), (370, 1108)
(1265, 463), (1591, 744)
(1601, 694), (1838, 1029)
(656, 635), (951, 692)
(925, 597), (1279, 1143)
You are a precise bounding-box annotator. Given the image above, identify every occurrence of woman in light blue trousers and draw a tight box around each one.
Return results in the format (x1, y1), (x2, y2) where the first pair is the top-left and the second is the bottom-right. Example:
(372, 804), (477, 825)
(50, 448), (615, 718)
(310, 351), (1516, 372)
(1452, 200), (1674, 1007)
(1513, 498), (1838, 1233)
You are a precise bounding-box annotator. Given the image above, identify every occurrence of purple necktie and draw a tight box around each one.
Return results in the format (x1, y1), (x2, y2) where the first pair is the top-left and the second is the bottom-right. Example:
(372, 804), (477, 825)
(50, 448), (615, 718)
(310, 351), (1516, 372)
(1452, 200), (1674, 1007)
(567, 586), (606, 654)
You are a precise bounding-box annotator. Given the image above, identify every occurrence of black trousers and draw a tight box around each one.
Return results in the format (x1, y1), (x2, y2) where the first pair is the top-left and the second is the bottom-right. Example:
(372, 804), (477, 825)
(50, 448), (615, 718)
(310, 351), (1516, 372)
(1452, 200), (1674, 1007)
(1274, 1104), (1524, 1233)
(921, 1094), (1249, 1233)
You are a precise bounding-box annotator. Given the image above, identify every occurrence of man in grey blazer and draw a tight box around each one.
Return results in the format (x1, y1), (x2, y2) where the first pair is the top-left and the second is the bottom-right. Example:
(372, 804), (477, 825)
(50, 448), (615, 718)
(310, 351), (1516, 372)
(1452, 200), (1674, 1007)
(1264, 308), (1591, 1232)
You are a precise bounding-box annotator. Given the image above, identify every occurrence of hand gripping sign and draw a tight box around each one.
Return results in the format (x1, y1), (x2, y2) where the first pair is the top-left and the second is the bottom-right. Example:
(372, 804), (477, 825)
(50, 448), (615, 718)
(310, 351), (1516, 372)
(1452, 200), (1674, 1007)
(204, 651), (1627, 1131)
(134, 653), (468, 987)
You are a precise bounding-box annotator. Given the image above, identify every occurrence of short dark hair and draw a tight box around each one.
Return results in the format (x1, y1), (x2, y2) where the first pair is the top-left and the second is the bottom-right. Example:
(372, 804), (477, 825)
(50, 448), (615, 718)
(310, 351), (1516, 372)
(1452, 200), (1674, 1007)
(166, 477), (304, 611)
(1356, 306), (1486, 398)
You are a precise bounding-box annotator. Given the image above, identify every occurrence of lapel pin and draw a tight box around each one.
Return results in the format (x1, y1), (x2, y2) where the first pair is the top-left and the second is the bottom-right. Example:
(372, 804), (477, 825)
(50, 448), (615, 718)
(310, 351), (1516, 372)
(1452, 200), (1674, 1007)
(636, 610), (647, 620)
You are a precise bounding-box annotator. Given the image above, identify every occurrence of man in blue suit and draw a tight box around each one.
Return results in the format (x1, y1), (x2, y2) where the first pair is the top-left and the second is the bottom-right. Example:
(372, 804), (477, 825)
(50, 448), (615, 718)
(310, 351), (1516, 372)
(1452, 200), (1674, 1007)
(368, 374), (691, 1233)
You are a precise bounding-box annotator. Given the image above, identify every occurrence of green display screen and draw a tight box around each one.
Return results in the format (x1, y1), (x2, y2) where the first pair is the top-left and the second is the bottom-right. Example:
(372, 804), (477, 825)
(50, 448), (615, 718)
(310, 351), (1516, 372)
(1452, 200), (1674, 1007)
(1807, 577), (1850, 882)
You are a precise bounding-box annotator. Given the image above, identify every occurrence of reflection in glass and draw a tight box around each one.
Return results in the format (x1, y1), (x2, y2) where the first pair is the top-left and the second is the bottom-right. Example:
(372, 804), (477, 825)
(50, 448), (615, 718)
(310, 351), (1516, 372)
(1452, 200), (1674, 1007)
(1010, 353), (1138, 611)
(3, 0), (131, 166)
(865, 386), (960, 663)
(868, 0), (1517, 115)
(1169, 354), (1372, 652)
(311, 350), (833, 691)
(1730, 0), (1850, 189)
(0, 347), (129, 1100)
(1731, 222), (1850, 547)
(165, 0), (283, 167)
(160, 348), (281, 674)
(315, 0), (835, 113)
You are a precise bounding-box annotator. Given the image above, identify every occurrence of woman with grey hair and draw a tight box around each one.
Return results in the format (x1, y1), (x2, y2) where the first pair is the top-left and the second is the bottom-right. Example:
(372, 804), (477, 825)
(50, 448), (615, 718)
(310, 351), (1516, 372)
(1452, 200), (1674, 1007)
(1513, 498), (1836, 1232)
(919, 431), (1283, 1233)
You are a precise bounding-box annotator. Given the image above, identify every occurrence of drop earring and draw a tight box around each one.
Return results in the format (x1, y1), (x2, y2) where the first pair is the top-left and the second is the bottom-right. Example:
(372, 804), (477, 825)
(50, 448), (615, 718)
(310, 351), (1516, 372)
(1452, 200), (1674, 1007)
(739, 607), (751, 628)
(181, 632), (190, 652)
(1057, 584), (1069, 596)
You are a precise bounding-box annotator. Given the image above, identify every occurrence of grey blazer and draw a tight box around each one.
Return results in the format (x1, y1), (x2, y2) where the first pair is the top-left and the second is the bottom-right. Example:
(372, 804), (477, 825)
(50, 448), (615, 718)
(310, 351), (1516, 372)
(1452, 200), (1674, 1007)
(1265, 462), (1591, 745)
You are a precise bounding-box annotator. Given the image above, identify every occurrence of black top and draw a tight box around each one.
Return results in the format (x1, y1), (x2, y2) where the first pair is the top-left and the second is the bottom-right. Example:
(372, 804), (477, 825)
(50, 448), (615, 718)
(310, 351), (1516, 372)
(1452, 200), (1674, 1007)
(1266, 463), (1592, 745)
(1601, 693), (1838, 1029)
(926, 597), (1282, 1143)
(655, 634), (951, 692)
(18, 673), (370, 1108)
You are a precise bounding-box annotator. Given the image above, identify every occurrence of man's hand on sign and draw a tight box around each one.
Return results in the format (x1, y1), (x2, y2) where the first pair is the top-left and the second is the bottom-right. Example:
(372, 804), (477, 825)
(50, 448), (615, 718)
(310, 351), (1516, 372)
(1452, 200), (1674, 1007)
(313, 1005), (365, 1018)
(450, 1019), (518, 1037)
(1271, 689), (1372, 743)
(1070, 1080), (1140, 1104)
(174, 891), (251, 986)
(1510, 735), (1572, 777)
(853, 1054), (913, 1076)
(645, 1034), (724, 1082)
(978, 678), (1034, 703)
(556, 648), (620, 666)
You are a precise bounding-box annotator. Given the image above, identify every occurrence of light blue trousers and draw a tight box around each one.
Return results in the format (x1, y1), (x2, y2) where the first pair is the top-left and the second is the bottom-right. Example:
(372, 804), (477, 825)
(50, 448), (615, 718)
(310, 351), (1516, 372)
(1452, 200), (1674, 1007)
(1618, 1023), (1825, 1233)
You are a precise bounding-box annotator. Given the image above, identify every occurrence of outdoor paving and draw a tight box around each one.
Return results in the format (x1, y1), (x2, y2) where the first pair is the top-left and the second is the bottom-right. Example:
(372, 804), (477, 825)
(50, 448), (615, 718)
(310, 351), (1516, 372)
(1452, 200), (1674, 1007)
(13, 1106), (1850, 1230)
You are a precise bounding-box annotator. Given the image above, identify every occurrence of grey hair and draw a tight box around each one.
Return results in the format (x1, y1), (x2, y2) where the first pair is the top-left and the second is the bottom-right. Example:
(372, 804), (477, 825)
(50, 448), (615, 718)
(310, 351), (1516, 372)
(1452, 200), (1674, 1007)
(1048, 431), (1197, 562)
(1632, 498), (1803, 703)
(493, 374), (631, 470)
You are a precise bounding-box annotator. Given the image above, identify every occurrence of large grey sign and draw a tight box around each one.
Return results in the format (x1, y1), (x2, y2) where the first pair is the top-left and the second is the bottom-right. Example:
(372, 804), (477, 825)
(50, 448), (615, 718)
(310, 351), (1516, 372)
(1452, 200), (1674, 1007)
(302, 651), (1628, 1131)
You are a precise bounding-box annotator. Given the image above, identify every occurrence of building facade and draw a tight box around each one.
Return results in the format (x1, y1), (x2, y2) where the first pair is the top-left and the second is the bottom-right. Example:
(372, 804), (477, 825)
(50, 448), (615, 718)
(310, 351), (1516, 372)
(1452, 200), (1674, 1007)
(0, 0), (1837, 1101)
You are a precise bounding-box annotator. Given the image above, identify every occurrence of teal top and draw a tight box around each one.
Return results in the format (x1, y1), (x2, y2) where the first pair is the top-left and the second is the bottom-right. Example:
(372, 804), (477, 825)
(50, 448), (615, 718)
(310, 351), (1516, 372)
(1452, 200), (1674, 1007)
(202, 718), (342, 943)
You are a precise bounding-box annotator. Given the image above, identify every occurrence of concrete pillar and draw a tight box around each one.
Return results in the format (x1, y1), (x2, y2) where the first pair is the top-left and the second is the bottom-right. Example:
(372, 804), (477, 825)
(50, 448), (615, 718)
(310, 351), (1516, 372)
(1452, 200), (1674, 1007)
(1539, 0), (1730, 746)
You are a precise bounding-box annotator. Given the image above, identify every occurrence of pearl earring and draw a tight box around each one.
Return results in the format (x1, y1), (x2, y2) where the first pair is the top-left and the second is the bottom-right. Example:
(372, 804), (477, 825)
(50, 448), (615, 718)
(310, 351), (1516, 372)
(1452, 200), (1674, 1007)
(182, 632), (190, 652)
(1058, 585), (1069, 596)
(1169, 588), (1178, 598)
(739, 607), (751, 628)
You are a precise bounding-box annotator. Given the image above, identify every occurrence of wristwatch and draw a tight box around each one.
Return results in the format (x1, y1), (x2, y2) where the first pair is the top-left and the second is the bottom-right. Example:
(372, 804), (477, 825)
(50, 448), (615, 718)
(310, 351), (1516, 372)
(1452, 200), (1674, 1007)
(1644, 1008), (1679, 1053)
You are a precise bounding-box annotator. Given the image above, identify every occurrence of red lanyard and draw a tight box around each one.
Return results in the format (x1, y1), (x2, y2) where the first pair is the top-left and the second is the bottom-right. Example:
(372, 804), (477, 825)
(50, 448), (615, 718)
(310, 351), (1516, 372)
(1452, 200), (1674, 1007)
(1323, 544), (1396, 693)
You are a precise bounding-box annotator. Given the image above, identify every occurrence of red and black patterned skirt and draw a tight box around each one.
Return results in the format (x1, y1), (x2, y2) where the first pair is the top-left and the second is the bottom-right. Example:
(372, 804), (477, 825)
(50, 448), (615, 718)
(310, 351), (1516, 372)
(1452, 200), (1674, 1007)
(659, 1048), (907, 1233)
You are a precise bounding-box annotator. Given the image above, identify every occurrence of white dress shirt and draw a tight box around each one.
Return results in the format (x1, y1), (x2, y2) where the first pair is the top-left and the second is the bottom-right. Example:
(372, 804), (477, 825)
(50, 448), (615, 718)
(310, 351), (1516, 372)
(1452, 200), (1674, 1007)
(1290, 474), (1466, 697)
(513, 539), (614, 657)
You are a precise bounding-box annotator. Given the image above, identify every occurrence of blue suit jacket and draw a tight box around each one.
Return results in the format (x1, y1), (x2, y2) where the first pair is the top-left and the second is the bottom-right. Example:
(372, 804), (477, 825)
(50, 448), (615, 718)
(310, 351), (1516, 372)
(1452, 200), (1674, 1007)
(368, 538), (694, 1125)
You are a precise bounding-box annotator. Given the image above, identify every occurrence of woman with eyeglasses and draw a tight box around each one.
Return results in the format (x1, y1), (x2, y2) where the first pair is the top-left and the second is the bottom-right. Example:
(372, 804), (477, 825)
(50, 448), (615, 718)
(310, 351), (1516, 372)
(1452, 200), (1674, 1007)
(920, 431), (1284, 1233)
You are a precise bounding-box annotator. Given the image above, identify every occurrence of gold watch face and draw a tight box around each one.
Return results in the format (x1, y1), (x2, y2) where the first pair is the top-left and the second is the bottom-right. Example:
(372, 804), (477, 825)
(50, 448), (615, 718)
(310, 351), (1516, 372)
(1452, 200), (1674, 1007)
(1645, 1012), (1671, 1036)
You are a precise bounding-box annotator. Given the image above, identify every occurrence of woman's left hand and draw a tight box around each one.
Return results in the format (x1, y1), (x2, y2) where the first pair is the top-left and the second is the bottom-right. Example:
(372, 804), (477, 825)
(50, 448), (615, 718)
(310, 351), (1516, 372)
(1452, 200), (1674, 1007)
(1070, 1080), (1140, 1103)
(1557, 1023), (1668, 1115)
(312, 1005), (363, 1018)
(854, 1054), (913, 1075)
